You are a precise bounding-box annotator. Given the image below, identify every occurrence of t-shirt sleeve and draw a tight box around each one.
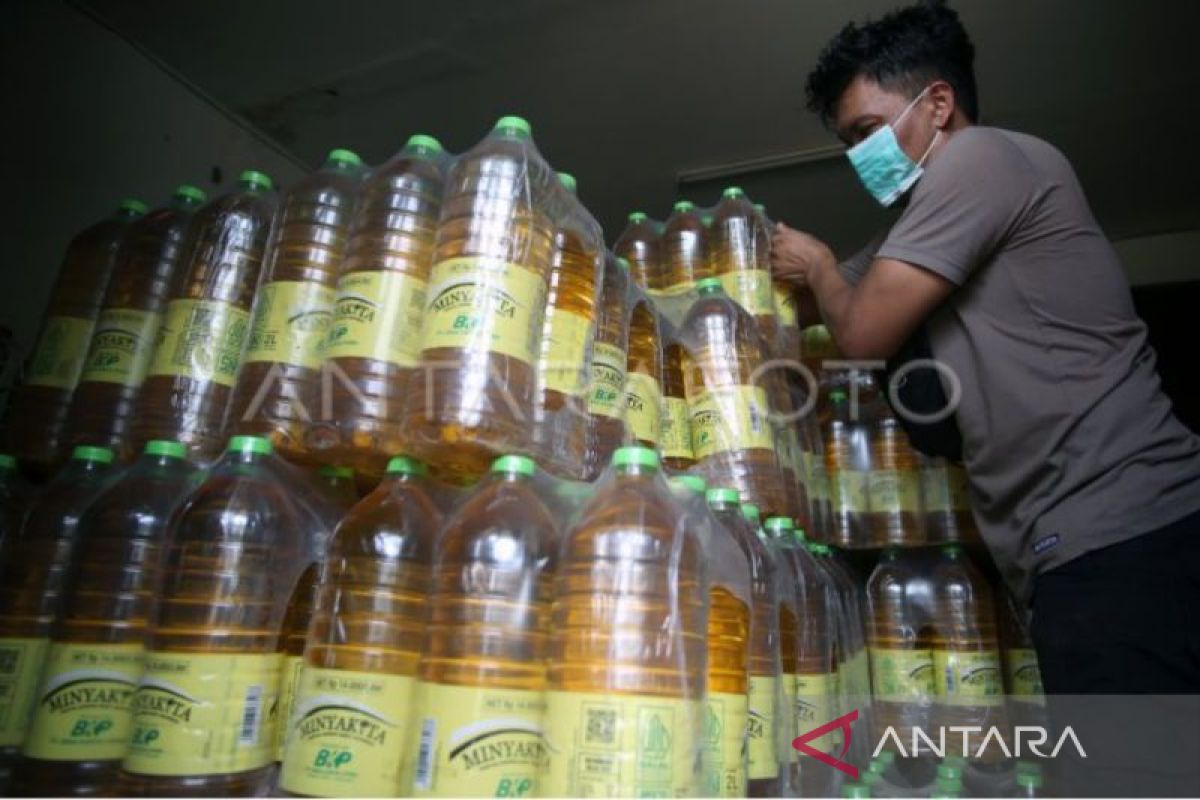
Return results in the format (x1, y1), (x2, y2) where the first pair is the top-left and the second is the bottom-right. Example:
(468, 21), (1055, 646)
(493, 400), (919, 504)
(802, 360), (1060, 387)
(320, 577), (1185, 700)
(877, 129), (1044, 286)
(838, 228), (890, 286)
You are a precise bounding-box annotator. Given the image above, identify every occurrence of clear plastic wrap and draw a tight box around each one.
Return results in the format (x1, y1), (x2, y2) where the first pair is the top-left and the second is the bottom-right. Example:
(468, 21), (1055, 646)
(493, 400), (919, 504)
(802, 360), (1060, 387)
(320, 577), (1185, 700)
(3, 200), (147, 475)
(63, 188), (208, 460)
(131, 171), (279, 463)
(584, 253), (631, 479)
(612, 211), (661, 294)
(997, 584), (1047, 732)
(625, 296), (664, 450)
(710, 187), (779, 354)
(228, 149), (366, 463)
(821, 384), (873, 547)
(14, 441), (196, 795)
(660, 323), (697, 473)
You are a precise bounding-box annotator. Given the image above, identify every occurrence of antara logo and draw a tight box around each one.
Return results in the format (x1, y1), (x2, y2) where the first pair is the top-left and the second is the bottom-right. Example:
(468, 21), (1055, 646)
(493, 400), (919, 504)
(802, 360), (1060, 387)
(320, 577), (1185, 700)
(792, 709), (861, 779)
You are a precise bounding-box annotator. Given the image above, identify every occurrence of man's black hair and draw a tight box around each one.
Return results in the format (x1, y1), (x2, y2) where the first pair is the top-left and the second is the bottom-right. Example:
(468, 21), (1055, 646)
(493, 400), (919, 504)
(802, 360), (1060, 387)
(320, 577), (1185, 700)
(805, 0), (978, 127)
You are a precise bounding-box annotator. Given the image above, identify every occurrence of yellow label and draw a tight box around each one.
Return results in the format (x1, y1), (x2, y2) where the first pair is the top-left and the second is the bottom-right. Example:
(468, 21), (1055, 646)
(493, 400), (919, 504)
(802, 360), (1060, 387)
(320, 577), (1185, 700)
(0, 637), (51, 746)
(588, 342), (627, 420)
(868, 469), (923, 513)
(420, 257), (547, 366)
(324, 270), (428, 368)
(279, 666), (415, 798)
(688, 385), (775, 460)
(625, 372), (662, 446)
(793, 672), (838, 756)
(274, 654), (304, 762)
(870, 647), (935, 703)
(147, 298), (250, 387)
(21, 642), (144, 761)
(26, 315), (94, 390)
(921, 465), (953, 513)
(409, 681), (546, 798)
(746, 676), (778, 779)
(774, 286), (797, 327)
(661, 396), (693, 460)
(80, 308), (162, 387)
(123, 651), (281, 777)
(703, 691), (747, 797)
(1006, 648), (1045, 704)
(245, 280), (335, 370)
(719, 269), (775, 318)
(934, 650), (1003, 706)
(541, 690), (700, 798)
(948, 465), (972, 511)
(830, 469), (869, 514)
(540, 308), (593, 397)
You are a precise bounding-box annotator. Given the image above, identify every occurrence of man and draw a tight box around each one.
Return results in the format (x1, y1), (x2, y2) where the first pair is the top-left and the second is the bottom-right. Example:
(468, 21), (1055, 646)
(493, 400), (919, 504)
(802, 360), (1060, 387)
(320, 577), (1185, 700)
(772, 0), (1200, 696)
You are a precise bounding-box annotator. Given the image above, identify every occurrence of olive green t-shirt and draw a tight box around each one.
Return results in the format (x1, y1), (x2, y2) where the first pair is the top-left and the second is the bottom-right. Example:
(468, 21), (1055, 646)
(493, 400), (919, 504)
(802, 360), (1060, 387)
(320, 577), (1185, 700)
(840, 126), (1200, 602)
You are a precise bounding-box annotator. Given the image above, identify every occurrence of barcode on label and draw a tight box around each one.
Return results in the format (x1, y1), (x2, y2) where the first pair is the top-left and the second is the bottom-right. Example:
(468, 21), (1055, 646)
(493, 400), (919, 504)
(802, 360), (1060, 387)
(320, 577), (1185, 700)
(414, 717), (436, 790)
(239, 684), (263, 744)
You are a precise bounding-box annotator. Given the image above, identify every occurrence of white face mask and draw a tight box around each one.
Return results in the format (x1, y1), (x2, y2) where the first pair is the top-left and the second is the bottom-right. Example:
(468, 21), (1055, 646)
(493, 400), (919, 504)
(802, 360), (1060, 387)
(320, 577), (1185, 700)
(846, 86), (942, 206)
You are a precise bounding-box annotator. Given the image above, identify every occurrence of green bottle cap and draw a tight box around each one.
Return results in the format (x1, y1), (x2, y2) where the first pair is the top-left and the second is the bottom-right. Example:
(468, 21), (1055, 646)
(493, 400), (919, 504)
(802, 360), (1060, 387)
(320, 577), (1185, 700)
(118, 198), (148, 215)
(669, 475), (707, 495)
(695, 277), (724, 294)
(612, 446), (659, 470)
(941, 543), (963, 557)
(673, 200), (695, 213)
(72, 445), (114, 464)
(173, 184), (207, 204)
(1016, 761), (1042, 776)
(794, 526), (808, 543)
(239, 170), (273, 192)
(406, 134), (444, 154)
(617, 257), (630, 272)
(227, 435), (273, 456)
(937, 764), (963, 781)
(942, 755), (967, 768)
(491, 454), (536, 477)
(558, 172), (577, 194)
(754, 203), (766, 213)
(326, 148), (363, 168)
(318, 464), (354, 480)
(386, 456), (427, 476)
(741, 503), (760, 523)
(144, 440), (187, 460)
(722, 186), (744, 199)
(876, 750), (896, 766)
(765, 516), (793, 533)
(829, 388), (848, 403)
(841, 783), (871, 799)
(0, 454), (16, 469)
(628, 211), (648, 224)
(705, 487), (740, 506)
(862, 771), (883, 786)
(494, 115), (532, 137)
(934, 777), (962, 796)
(868, 760), (886, 775)
(1016, 772), (1044, 789)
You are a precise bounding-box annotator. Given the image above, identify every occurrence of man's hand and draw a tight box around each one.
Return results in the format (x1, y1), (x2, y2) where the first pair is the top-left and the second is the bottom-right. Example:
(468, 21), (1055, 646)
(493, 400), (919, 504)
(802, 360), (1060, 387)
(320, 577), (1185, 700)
(770, 222), (837, 289)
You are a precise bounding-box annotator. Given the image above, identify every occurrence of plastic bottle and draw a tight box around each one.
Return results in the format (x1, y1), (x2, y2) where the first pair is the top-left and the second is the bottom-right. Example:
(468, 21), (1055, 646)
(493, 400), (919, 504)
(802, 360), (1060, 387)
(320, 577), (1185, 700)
(405, 454), (555, 797)
(531, 173), (602, 478)
(542, 446), (706, 797)
(318, 135), (446, 477)
(824, 388), (871, 547)
(15, 441), (194, 795)
(625, 301), (662, 450)
(313, 464), (359, 512)
(660, 200), (711, 297)
(63, 187), (208, 458)
(585, 254), (630, 478)
(801, 323), (841, 379)
(867, 408), (925, 547)
(131, 171), (278, 462)
(0, 455), (33, 554)
(4, 201), (146, 475)
(0, 446), (117, 776)
(815, 544), (872, 762)
(711, 187), (777, 346)
(680, 277), (788, 518)
(613, 211), (661, 292)
(119, 435), (328, 796)
(228, 150), (366, 461)
(842, 782), (872, 798)
(660, 337), (695, 472)
(998, 587), (1046, 727)
(277, 456), (441, 797)
(403, 117), (556, 481)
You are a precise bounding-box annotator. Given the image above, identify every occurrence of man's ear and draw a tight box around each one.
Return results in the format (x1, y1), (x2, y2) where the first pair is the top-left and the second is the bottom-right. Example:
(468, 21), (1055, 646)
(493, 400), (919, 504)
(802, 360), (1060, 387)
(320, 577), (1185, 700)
(929, 80), (956, 129)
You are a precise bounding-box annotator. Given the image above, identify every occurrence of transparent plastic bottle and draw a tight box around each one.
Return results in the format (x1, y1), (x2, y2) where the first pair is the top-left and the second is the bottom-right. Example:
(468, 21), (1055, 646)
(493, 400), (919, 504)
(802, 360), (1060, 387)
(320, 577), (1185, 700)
(625, 301), (662, 450)
(816, 544), (873, 761)
(229, 150), (366, 462)
(585, 254), (630, 478)
(867, 409), (925, 547)
(0, 446), (117, 777)
(660, 338), (695, 472)
(312, 464), (358, 512)
(131, 172), (278, 462)
(277, 456), (440, 798)
(0, 454), (33, 555)
(15, 441), (194, 795)
(711, 187), (777, 346)
(406, 454), (556, 797)
(119, 435), (326, 796)
(63, 187), (207, 459)
(800, 323), (841, 379)
(998, 586), (1046, 728)
(542, 446), (706, 797)
(318, 135), (446, 477)
(613, 211), (661, 292)
(1012, 767), (1044, 798)
(4, 201), (146, 475)
(660, 200), (711, 296)
(403, 117), (556, 481)
(531, 172), (602, 479)
(824, 389), (871, 547)
(919, 456), (956, 544)
(680, 277), (788, 518)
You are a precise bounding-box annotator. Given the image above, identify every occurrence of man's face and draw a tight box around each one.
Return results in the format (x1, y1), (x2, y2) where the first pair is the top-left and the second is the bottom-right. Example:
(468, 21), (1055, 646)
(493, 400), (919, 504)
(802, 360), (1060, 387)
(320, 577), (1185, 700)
(832, 74), (937, 160)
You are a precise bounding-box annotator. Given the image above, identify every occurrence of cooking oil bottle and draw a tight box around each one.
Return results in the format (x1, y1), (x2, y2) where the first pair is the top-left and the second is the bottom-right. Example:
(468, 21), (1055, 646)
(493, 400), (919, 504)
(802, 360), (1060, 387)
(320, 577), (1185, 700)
(867, 407), (925, 547)
(278, 456), (441, 797)
(63, 187), (207, 459)
(681, 277), (788, 518)
(0, 455), (33, 554)
(824, 388), (871, 547)
(660, 200), (711, 297)
(406, 454), (556, 797)
(0, 446), (117, 779)
(119, 435), (325, 796)
(710, 187), (777, 346)
(660, 337), (695, 472)
(320, 135), (447, 477)
(312, 464), (358, 511)
(131, 172), (278, 462)
(625, 301), (662, 450)
(531, 173), (602, 479)
(613, 211), (661, 292)
(4, 201), (146, 475)
(998, 586), (1045, 727)
(229, 149), (366, 462)
(585, 253), (630, 478)
(542, 446), (706, 797)
(402, 117), (556, 482)
(15, 441), (194, 795)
